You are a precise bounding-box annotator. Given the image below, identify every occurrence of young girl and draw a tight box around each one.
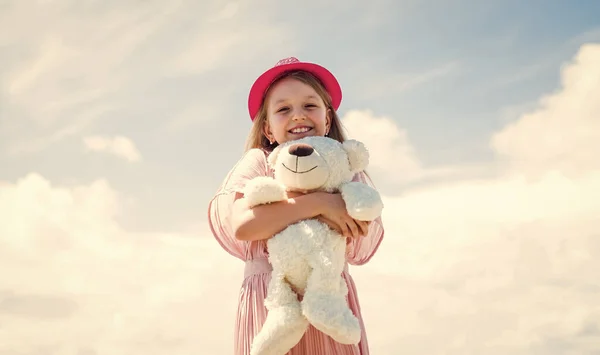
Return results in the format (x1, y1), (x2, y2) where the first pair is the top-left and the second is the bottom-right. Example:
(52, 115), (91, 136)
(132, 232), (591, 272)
(208, 57), (385, 355)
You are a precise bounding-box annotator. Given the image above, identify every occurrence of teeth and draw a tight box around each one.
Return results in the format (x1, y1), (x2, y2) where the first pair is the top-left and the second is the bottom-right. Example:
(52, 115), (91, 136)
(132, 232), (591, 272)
(290, 127), (310, 133)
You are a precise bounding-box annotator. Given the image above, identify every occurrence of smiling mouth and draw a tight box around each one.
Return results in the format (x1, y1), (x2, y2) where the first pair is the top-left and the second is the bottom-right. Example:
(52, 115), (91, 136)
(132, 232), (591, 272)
(282, 163), (318, 174)
(288, 127), (313, 134)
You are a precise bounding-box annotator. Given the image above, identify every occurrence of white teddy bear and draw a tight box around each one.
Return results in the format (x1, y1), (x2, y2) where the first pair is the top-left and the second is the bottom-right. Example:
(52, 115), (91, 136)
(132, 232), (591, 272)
(243, 136), (384, 355)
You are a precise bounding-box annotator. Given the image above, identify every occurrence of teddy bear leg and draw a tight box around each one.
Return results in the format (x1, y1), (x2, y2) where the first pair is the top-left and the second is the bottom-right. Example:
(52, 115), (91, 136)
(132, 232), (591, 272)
(250, 271), (309, 355)
(300, 249), (362, 345)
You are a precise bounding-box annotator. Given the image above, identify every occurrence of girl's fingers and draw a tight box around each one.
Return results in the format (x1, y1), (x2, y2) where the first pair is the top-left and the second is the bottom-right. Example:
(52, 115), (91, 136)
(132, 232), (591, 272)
(340, 219), (352, 238)
(356, 220), (369, 236)
(345, 217), (361, 239)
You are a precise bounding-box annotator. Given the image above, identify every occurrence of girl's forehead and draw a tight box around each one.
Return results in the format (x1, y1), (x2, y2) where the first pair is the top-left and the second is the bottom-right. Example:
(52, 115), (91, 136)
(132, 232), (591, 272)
(266, 78), (321, 102)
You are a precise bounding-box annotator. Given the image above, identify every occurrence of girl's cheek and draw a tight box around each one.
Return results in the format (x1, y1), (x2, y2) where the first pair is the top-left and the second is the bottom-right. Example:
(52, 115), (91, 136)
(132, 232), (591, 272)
(277, 115), (289, 126)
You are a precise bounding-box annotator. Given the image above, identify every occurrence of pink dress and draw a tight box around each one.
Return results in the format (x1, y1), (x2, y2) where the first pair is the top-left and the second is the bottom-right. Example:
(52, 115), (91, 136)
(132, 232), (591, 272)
(208, 148), (385, 355)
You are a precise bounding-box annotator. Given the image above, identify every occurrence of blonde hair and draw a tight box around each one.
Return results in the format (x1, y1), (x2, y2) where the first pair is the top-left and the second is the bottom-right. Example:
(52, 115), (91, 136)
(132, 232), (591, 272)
(244, 70), (347, 152)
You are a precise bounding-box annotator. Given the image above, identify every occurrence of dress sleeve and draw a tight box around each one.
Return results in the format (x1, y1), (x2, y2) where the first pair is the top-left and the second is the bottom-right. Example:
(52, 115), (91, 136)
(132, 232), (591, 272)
(345, 171), (385, 265)
(207, 148), (268, 260)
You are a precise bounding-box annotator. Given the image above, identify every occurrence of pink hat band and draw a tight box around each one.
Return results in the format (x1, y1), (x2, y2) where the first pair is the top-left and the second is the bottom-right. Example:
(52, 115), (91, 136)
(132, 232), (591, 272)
(247, 57), (342, 121)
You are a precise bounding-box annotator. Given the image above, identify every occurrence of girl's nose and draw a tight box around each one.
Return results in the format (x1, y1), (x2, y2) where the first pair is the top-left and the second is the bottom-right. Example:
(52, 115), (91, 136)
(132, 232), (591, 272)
(292, 110), (306, 120)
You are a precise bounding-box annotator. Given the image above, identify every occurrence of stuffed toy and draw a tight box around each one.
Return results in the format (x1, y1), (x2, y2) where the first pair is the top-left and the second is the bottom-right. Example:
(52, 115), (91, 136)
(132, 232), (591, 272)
(243, 136), (384, 355)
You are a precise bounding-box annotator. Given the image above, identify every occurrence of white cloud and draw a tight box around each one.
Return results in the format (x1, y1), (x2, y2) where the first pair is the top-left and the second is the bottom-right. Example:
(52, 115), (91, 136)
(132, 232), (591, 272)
(0, 173), (241, 355)
(83, 135), (142, 162)
(341, 109), (479, 189)
(212, 2), (241, 21)
(350, 170), (600, 354)
(341, 109), (422, 181)
(491, 43), (600, 179)
(368, 170), (600, 277)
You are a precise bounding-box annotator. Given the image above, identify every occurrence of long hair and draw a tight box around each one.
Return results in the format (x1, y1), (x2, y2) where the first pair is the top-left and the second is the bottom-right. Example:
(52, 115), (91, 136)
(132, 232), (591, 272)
(244, 70), (347, 152)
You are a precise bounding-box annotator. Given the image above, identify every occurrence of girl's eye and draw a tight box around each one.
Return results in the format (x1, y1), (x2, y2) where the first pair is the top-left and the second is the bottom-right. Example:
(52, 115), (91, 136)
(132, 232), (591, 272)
(277, 107), (289, 113)
(305, 104), (317, 108)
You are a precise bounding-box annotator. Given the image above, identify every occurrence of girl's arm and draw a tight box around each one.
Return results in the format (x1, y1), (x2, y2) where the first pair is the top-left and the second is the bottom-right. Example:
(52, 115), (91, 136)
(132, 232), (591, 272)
(231, 192), (367, 241)
(231, 192), (318, 241)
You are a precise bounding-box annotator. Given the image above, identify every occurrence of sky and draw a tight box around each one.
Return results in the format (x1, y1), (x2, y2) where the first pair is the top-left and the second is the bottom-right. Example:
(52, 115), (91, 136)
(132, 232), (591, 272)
(1, 1), (599, 354)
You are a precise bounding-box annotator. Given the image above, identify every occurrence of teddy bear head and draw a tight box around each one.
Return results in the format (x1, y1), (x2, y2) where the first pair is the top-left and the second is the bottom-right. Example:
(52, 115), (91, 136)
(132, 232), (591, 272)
(267, 136), (370, 192)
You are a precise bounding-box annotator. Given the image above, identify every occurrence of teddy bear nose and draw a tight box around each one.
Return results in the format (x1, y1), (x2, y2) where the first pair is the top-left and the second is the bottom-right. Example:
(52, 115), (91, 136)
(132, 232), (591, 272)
(288, 143), (314, 157)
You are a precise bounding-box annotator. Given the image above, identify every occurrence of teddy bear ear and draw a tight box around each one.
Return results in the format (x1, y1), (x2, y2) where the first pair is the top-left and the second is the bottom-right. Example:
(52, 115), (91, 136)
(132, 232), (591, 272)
(342, 139), (369, 173)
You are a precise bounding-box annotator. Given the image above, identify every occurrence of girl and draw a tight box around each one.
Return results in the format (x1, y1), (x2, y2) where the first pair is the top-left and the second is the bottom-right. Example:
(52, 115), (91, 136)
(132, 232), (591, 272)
(208, 57), (385, 355)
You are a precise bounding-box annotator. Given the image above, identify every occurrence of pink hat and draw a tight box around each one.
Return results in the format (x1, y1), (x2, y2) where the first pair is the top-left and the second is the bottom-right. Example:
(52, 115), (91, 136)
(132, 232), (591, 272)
(247, 57), (342, 121)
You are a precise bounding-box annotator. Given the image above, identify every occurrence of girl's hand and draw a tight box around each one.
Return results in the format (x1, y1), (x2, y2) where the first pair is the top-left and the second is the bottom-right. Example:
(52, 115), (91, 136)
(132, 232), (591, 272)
(315, 192), (369, 239)
(315, 215), (343, 235)
(315, 215), (370, 238)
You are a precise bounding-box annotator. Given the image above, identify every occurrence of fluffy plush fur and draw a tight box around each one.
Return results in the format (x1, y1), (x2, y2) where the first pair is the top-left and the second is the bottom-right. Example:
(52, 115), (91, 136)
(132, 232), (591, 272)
(244, 136), (384, 355)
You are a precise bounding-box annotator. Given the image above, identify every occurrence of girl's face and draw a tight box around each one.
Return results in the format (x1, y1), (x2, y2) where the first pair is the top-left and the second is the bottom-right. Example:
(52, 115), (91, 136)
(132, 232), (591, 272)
(263, 77), (331, 145)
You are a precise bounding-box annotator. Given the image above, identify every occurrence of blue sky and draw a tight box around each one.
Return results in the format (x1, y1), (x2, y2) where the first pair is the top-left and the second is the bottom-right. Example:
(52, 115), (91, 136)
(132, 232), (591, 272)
(1, 1), (599, 354)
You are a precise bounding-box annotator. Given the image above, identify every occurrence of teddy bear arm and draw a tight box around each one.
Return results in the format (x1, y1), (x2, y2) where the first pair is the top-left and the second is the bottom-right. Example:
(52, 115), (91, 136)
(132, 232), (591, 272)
(242, 176), (288, 208)
(339, 181), (384, 221)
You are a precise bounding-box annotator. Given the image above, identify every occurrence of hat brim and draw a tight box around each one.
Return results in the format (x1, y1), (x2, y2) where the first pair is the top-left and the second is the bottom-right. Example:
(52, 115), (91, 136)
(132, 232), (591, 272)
(248, 61), (342, 121)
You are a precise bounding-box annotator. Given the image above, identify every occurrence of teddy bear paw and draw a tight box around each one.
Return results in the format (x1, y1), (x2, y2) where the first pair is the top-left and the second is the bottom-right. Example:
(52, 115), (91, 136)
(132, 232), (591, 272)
(301, 292), (362, 345)
(250, 304), (309, 355)
(243, 176), (288, 208)
(339, 182), (384, 221)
